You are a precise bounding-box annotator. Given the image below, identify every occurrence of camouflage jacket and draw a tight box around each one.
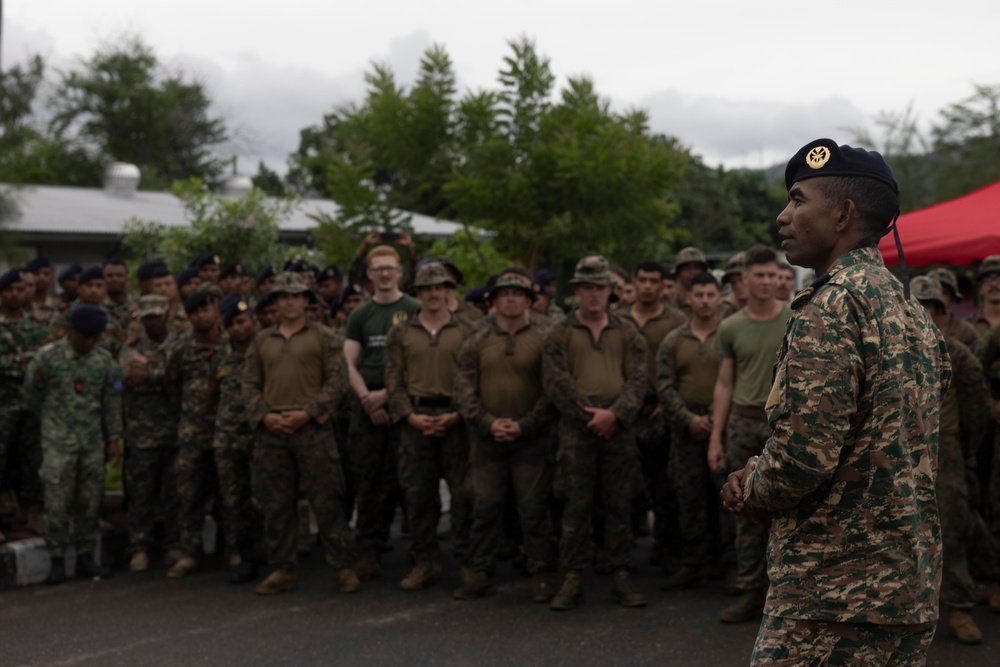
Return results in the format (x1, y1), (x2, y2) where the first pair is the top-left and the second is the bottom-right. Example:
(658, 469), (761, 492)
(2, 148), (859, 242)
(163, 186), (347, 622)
(980, 322), (1000, 399)
(30, 294), (60, 329)
(105, 296), (139, 337)
(940, 336), (988, 491)
(744, 247), (951, 625)
(119, 330), (176, 449)
(541, 310), (647, 428)
(0, 313), (48, 405)
(167, 329), (227, 448)
(24, 337), (123, 451)
(213, 341), (253, 451)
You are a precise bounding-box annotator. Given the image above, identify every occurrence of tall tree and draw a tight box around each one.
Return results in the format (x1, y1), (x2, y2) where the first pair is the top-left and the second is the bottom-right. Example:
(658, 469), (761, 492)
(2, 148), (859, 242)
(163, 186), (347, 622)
(931, 83), (1000, 202)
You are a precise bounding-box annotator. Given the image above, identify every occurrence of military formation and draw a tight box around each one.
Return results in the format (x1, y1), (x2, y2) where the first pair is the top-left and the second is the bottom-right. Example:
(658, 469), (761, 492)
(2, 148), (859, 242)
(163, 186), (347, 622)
(1, 140), (1000, 661)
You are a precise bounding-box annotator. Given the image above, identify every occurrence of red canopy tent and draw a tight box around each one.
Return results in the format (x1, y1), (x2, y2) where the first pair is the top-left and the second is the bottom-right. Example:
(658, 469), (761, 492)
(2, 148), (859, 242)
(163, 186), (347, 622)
(879, 180), (1000, 266)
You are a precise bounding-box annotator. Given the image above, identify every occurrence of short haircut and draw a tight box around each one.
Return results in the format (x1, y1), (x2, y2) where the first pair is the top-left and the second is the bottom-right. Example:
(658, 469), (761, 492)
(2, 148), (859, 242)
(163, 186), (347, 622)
(743, 245), (778, 269)
(634, 260), (666, 279)
(103, 259), (127, 271)
(611, 265), (629, 281)
(777, 261), (794, 274)
(366, 245), (400, 264)
(689, 272), (720, 290)
(817, 176), (900, 244)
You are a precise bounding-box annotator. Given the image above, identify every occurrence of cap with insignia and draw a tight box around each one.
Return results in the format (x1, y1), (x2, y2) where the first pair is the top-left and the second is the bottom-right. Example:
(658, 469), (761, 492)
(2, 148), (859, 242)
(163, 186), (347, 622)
(78, 266), (105, 285)
(927, 267), (962, 300)
(219, 293), (252, 327)
(176, 267), (200, 289)
(977, 255), (1000, 281)
(184, 289), (219, 315)
(674, 247), (708, 272)
(57, 263), (83, 282)
(910, 276), (946, 309)
(255, 265), (276, 287)
(137, 259), (168, 282)
(138, 294), (170, 318)
(283, 258), (306, 273)
(0, 267), (26, 292)
(319, 264), (343, 282)
(464, 286), (489, 305)
(219, 263), (247, 281)
(337, 283), (364, 306)
(785, 138), (898, 193)
(191, 253), (220, 269)
(413, 262), (456, 289)
(569, 256), (613, 286)
(24, 256), (51, 273)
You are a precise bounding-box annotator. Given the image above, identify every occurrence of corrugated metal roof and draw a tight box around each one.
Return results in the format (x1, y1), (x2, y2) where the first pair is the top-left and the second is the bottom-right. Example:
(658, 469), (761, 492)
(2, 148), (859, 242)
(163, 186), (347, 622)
(2, 184), (466, 238)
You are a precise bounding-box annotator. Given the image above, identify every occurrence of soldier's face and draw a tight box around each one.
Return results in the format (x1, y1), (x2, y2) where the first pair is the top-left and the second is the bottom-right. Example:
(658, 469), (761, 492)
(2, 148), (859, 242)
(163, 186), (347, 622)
(574, 283), (611, 316)
(979, 274), (1000, 303)
(151, 276), (175, 298)
(219, 275), (240, 295)
(199, 264), (220, 285)
(318, 279), (342, 301)
(368, 258), (401, 293)
(493, 287), (530, 319)
(745, 262), (778, 302)
(35, 267), (52, 291)
(78, 279), (107, 305)
(343, 295), (364, 316)
(676, 263), (701, 289)
(68, 329), (99, 354)
(1, 284), (24, 309)
(776, 180), (840, 272)
(227, 312), (256, 344)
(141, 314), (168, 339)
(258, 275), (275, 294)
(21, 274), (36, 300)
(259, 304), (278, 327)
(689, 283), (722, 319)
(103, 265), (127, 296)
(189, 303), (220, 333)
(660, 278), (677, 303)
(416, 284), (448, 313)
(634, 270), (662, 305)
(776, 268), (795, 301)
(275, 292), (308, 321)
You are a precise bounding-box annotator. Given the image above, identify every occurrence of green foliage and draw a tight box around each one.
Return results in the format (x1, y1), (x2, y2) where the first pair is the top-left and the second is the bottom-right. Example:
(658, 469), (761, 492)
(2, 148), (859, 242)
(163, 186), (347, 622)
(425, 231), (513, 288)
(251, 160), (287, 196)
(931, 83), (1000, 202)
(121, 178), (300, 274)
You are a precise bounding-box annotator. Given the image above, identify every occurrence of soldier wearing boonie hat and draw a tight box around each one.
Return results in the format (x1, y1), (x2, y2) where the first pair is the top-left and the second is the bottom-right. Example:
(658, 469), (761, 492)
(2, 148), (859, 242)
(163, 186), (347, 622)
(968, 255), (1000, 336)
(925, 268), (983, 356)
(270, 272), (318, 303)
(722, 138), (950, 664)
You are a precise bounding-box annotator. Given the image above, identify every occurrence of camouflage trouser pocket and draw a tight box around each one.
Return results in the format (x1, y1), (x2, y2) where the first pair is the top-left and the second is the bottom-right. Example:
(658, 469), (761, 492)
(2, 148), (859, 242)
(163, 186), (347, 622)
(39, 453), (68, 487)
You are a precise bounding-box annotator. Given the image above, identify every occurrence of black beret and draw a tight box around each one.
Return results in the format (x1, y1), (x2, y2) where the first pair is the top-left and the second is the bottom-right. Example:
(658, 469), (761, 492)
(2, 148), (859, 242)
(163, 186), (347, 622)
(78, 266), (105, 285)
(184, 289), (218, 315)
(190, 253), (221, 269)
(535, 268), (557, 287)
(150, 266), (171, 280)
(219, 293), (251, 327)
(24, 256), (51, 273)
(464, 286), (488, 304)
(176, 267), (200, 289)
(337, 282), (364, 308)
(319, 264), (343, 282)
(69, 304), (108, 337)
(137, 259), (168, 281)
(219, 263), (247, 280)
(784, 138), (898, 193)
(254, 291), (274, 313)
(58, 263), (83, 282)
(283, 259), (306, 272)
(0, 267), (25, 292)
(255, 265), (275, 287)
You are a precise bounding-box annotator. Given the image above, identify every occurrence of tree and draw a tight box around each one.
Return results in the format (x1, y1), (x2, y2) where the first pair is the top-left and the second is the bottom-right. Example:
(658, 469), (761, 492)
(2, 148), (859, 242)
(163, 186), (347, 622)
(251, 160), (287, 196)
(50, 36), (229, 190)
(930, 83), (1000, 202)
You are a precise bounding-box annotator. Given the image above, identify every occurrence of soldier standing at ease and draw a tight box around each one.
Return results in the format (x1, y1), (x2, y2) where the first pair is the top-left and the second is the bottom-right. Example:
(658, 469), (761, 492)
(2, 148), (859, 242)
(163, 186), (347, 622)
(120, 295), (180, 572)
(968, 256), (1000, 335)
(244, 273), (360, 595)
(451, 268), (556, 602)
(723, 139), (950, 664)
(928, 267), (983, 355)
(385, 262), (475, 591)
(166, 290), (226, 578)
(24, 256), (59, 327)
(672, 248), (709, 316)
(103, 260), (138, 335)
(25, 305), (122, 584)
(213, 294), (260, 585)
(543, 256), (648, 611)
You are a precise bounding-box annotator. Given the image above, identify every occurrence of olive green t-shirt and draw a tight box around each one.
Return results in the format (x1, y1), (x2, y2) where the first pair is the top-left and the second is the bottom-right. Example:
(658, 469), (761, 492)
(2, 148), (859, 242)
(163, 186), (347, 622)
(345, 294), (421, 388)
(714, 302), (791, 408)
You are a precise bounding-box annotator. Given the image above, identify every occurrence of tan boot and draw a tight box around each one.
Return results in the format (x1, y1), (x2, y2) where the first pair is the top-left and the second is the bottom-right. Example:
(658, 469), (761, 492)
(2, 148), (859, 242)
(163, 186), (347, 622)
(948, 610), (982, 645)
(550, 571), (584, 611)
(452, 570), (496, 601)
(337, 568), (362, 594)
(167, 556), (197, 578)
(612, 570), (647, 608)
(399, 560), (441, 591)
(129, 551), (149, 573)
(255, 568), (298, 595)
(661, 565), (702, 592)
(719, 589), (766, 623)
(990, 593), (1000, 613)
(163, 548), (183, 567)
(227, 552), (242, 570)
(531, 572), (554, 603)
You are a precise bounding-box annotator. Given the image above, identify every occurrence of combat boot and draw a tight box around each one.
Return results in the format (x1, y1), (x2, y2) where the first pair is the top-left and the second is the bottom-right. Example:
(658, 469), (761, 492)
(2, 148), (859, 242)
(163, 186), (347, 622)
(947, 610), (982, 645)
(550, 571), (584, 611)
(452, 569), (496, 601)
(76, 552), (111, 579)
(660, 565), (702, 592)
(167, 555), (197, 578)
(611, 570), (647, 608)
(230, 536), (259, 585)
(45, 556), (66, 586)
(353, 550), (381, 581)
(399, 560), (441, 591)
(990, 593), (1000, 613)
(719, 588), (766, 623)
(336, 568), (362, 594)
(129, 551), (149, 573)
(163, 548), (182, 567)
(255, 568), (298, 595)
(531, 572), (554, 603)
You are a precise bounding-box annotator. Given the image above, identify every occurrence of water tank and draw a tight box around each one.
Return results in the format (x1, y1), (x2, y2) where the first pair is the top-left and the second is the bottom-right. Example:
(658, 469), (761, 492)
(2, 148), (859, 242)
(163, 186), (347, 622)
(103, 162), (141, 197)
(221, 175), (254, 199)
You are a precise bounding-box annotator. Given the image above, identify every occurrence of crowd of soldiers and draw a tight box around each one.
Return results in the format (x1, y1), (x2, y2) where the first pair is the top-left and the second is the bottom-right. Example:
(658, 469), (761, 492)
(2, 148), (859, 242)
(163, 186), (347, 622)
(2, 230), (1000, 643)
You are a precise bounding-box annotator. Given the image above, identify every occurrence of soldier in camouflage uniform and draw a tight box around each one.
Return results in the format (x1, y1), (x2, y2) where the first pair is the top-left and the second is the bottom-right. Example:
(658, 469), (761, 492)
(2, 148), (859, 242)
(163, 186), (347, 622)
(24, 256), (59, 328)
(166, 290), (227, 578)
(213, 294), (259, 584)
(51, 266), (126, 357)
(967, 255), (1000, 336)
(120, 295), (179, 573)
(385, 262), (475, 591)
(671, 247), (709, 317)
(103, 260), (138, 338)
(928, 267), (983, 356)
(244, 273), (360, 595)
(723, 139), (951, 664)
(25, 305), (123, 584)
(542, 256), (648, 611)
(912, 276), (991, 644)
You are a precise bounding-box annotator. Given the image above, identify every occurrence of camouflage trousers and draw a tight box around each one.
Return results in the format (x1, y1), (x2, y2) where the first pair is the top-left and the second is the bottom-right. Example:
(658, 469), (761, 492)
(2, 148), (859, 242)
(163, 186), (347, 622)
(465, 432), (555, 575)
(937, 436), (976, 610)
(254, 420), (355, 570)
(215, 443), (255, 555)
(398, 408), (470, 563)
(40, 444), (105, 557)
(174, 446), (218, 556)
(347, 406), (401, 556)
(0, 407), (44, 510)
(751, 614), (935, 666)
(634, 403), (678, 557)
(726, 409), (770, 591)
(124, 446), (179, 554)
(554, 419), (642, 572)
(670, 420), (734, 567)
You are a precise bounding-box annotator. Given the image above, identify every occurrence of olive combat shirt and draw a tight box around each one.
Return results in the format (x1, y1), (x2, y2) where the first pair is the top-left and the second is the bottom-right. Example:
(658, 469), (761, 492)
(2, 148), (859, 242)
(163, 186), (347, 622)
(715, 302), (791, 409)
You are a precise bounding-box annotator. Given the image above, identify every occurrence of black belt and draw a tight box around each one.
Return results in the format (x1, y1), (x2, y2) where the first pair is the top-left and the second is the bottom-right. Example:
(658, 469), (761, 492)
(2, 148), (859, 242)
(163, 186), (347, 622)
(411, 395), (453, 408)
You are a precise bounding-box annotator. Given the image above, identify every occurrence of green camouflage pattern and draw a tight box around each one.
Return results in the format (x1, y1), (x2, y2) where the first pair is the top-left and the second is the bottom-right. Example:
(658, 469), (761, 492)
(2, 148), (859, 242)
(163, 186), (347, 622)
(744, 246), (951, 625)
(125, 446), (179, 553)
(119, 330), (176, 449)
(212, 343), (255, 552)
(168, 329), (227, 448)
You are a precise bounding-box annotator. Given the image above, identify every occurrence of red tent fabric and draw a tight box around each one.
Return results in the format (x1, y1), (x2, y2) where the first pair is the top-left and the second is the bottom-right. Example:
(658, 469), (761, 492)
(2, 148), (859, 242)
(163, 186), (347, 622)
(879, 180), (1000, 266)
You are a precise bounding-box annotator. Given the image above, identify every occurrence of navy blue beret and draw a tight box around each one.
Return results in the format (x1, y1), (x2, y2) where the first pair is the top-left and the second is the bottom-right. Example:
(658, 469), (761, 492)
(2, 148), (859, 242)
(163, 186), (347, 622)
(78, 266), (105, 285)
(283, 259), (306, 272)
(69, 304), (108, 337)
(464, 286), (488, 304)
(785, 138), (897, 193)
(176, 267), (200, 289)
(219, 263), (247, 280)
(24, 256), (51, 273)
(184, 289), (218, 315)
(0, 267), (25, 292)
(255, 265), (275, 287)
(137, 259), (167, 281)
(58, 263), (83, 282)
(535, 268), (556, 287)
(190, 253), (221, 269)
(254, 291), (274, 313)
(219, 293), (251, 327)
(319, 264), (343, 282)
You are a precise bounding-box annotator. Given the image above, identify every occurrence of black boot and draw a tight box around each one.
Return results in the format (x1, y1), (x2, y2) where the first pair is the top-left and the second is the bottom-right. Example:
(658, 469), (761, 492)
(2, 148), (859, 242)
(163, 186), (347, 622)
(76, 551), (112, 580)
(46, 556), (66, 586)
(230, 534), (259, 585)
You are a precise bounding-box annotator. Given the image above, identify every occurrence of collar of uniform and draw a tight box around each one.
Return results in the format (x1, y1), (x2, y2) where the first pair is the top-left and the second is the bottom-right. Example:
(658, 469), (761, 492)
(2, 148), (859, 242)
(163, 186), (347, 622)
(263, 319), (320, 339)
(566, 310), (622, 330)
(621, 304), (673, 325)
(485, 313), (532, 336)
(406, 310), (459, 330)
(825, 246), (885, 280)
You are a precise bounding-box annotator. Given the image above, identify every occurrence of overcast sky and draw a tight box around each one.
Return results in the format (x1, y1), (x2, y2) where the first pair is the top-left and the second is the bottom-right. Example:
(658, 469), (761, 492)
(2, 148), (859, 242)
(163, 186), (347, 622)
(6, 1), (999, 176)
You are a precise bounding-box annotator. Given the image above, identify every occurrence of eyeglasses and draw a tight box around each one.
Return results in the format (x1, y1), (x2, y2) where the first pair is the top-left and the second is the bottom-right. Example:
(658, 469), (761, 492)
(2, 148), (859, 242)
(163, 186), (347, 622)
(369, 266), (400, 274)
(981, 274), (1000, 284)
